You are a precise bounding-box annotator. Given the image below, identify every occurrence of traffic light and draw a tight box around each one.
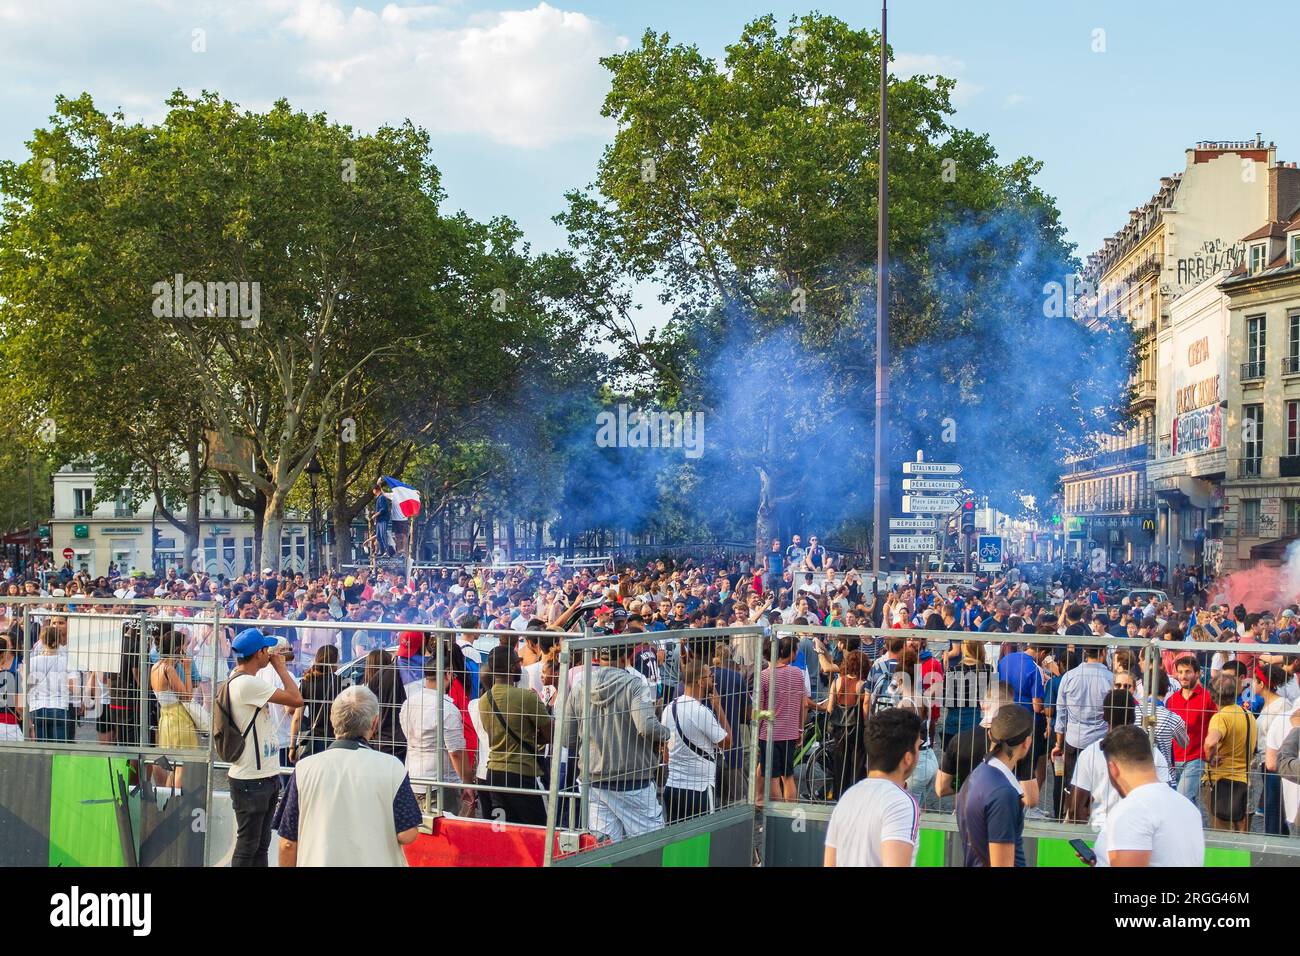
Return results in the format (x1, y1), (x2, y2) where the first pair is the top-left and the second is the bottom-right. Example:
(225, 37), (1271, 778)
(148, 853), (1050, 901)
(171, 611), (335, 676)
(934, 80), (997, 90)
(960, 498), (976, 533)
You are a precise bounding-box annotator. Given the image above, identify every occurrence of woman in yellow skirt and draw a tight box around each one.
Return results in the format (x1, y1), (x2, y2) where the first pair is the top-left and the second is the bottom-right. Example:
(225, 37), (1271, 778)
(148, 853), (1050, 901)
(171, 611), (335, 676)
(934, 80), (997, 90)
(150, 624), (198, 789)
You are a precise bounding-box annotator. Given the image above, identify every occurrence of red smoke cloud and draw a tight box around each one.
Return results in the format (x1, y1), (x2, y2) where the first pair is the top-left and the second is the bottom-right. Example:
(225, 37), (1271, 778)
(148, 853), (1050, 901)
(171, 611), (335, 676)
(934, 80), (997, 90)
(1209, 541), (1300, 611)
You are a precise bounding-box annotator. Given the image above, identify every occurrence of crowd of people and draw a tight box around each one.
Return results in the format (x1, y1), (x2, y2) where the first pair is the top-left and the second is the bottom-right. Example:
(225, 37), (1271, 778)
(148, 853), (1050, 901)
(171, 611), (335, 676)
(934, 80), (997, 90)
(1, 541), (1298, 868)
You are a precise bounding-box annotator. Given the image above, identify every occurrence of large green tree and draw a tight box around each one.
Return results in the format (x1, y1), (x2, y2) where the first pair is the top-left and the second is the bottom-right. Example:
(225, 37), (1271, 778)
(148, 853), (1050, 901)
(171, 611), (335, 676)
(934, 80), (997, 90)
(0, 92), (549, 569)
(560, 13), (1131, 560)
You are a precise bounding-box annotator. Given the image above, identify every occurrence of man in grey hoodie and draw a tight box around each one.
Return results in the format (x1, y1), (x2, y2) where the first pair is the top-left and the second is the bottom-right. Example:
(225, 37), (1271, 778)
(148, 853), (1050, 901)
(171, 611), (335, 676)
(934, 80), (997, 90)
(565, 641), (671, 842)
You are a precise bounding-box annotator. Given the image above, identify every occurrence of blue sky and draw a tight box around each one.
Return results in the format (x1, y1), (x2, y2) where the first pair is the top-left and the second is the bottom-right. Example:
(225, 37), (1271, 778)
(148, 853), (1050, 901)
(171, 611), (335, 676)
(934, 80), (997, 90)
(2, 0), (1296, 327)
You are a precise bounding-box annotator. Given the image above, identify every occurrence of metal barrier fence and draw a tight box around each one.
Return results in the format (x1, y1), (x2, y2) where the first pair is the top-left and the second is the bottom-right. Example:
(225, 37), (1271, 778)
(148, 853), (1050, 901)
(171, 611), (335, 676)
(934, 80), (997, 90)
(758, 622), (1300, 863)
(0, 596), (224, 867)
(539, 626), (763, 865)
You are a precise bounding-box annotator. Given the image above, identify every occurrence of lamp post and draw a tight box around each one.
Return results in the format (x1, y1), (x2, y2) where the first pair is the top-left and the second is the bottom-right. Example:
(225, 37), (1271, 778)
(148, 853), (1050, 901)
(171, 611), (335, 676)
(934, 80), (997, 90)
(306, 454), (322, 579)
(871, 0), (890, 591)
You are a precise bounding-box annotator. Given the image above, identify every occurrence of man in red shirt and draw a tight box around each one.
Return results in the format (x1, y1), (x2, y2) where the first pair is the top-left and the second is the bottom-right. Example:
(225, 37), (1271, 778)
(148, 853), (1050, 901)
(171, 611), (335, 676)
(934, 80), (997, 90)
(1165, 655), (1216, 811)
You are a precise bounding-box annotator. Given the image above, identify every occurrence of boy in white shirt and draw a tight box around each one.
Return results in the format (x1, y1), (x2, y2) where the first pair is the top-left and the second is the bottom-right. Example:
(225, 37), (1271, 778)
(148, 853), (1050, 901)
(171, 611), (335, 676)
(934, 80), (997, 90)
(825, 709), (923, 867)
(1093, 725), (1203, 867)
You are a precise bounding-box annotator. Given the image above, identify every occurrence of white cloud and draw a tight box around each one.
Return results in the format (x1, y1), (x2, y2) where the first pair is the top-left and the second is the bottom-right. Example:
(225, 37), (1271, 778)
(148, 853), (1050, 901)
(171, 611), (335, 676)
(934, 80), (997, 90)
(0, 1), (626, 150)
(894, 52), (983, 107)
(1002, 92), (1027, 110)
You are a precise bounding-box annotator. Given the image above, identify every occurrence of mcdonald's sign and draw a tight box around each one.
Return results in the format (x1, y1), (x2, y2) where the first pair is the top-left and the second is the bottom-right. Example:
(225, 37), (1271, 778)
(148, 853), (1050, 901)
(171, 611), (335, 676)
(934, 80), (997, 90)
(1141, 518), (1156, 533)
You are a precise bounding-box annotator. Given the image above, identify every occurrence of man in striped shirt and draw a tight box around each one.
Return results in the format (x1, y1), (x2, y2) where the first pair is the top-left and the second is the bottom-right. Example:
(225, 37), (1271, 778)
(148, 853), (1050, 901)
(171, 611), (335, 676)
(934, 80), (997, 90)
(1135, 668), (1188, 771)
(1051, 645), (1114, 808)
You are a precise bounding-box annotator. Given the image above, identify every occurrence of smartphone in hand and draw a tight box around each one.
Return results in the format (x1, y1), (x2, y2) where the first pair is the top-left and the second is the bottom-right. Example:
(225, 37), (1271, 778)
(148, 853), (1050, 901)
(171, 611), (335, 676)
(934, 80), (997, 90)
(1068, 838), (1096, 867)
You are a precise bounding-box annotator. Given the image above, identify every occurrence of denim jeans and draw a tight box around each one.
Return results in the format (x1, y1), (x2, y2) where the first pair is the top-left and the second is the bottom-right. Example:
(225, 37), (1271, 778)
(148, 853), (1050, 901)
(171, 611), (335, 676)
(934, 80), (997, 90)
(32, 707), (71, 742)
(1175, 759), (1205, 809)
(229, 775), (282, 867)
(907, 746), (940, 810)
(1261, 771), (1289, 836)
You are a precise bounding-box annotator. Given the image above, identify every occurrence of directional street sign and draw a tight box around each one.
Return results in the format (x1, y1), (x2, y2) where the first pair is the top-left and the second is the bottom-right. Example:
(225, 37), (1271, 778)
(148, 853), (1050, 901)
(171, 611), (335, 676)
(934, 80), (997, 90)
(925, 572), (977, 588)
(889, 517), (937, 531)
(902, 462), (963, 476)
(890, 534), (938, 552)
(901, 478), (963, 493)
(902, 495), (960, 514)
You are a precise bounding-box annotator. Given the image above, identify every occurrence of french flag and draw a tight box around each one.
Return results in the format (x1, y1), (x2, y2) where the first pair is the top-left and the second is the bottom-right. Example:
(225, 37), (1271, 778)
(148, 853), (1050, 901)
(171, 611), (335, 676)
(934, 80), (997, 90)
(382, 476), (422, 519)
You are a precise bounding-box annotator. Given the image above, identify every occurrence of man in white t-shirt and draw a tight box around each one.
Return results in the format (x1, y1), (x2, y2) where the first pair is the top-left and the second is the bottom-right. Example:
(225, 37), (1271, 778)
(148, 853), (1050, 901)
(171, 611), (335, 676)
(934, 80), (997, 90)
(1070, 690), (1170, 830)
(1093, 725), (1203, 867)
(257, 639), (300, 765)
(825, 709), (923, 867)
(662, 658), (731, 824)
(223, 628), (303, 866)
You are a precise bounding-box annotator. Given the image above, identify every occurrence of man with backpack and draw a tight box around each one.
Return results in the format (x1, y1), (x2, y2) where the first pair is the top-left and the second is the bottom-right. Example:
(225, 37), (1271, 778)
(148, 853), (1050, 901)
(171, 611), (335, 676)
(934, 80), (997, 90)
(216, 628), (303, 866)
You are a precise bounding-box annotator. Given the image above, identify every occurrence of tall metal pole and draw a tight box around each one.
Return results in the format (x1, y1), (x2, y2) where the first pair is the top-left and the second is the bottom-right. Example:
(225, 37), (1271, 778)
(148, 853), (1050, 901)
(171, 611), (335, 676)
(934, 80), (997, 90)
(26, 451), (36, 577)
(871, 0), (890, 586)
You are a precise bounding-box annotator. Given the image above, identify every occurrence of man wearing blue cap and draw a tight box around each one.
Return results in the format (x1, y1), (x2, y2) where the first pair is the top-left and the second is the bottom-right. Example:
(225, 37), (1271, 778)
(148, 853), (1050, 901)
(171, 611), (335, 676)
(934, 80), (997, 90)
(225, 628), (303, 866)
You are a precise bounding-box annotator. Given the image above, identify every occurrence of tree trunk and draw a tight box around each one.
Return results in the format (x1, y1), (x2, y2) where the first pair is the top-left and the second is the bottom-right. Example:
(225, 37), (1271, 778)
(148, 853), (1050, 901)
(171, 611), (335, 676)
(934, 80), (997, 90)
(755, 464), (778, 563)
(261, 495), (284, 572)
(506, 519), (516, 561)
(485, 514), (495, 554)
(184, 489), (201, 574)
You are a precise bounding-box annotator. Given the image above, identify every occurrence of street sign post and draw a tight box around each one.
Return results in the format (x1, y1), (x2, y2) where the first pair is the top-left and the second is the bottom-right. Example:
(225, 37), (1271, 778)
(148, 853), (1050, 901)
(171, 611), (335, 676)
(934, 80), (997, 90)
(901, 478), (963, 493)
(890, 534), (938, 552)
(902, 462), (963, 476)
(902, 495), (960, 514)
(925, 572), (977, 588)
(889, 517), (937, 531)
(977, 535), (1003, 570)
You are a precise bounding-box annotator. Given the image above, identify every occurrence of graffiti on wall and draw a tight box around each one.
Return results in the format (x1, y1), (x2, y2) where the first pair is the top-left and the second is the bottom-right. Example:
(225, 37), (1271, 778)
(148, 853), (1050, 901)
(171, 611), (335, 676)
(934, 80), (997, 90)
(1176, 238), (1246, 288)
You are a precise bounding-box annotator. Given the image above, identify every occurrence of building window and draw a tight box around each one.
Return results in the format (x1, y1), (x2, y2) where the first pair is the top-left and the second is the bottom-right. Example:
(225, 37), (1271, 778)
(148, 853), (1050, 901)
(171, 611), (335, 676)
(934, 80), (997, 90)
(1286, 500), (1300, 538)
(1244, 316), (1267, 380)
(114, 489), (133, 518)
(73, 488), (94, 518)
(1291, 234), (1300, 267)
(1288, 312), (1300, 375)
(1242, 499), (1261, 536)
(1243, 404), (1264, 477)
(1249, 243), (1268, 275)
(1290, 401), (1300, 457)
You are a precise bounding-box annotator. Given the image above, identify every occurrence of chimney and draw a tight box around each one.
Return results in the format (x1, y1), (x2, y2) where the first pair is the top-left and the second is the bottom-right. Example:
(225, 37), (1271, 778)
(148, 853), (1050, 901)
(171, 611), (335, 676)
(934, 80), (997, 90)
(1269, 163), (1300, 222)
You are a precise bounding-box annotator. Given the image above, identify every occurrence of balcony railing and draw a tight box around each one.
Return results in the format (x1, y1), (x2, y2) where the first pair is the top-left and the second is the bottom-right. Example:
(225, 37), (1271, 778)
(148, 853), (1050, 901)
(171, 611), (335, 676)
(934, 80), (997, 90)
(73, 506), (94, 518)
(1068, 443), (1154, 474)
(1239, 458), (1263, 479)
(113, 505), (134, 518)
(1284, 356), (1300, 376)
(1131, 379), (1157, 403)
(1241, 361), (1266, 382)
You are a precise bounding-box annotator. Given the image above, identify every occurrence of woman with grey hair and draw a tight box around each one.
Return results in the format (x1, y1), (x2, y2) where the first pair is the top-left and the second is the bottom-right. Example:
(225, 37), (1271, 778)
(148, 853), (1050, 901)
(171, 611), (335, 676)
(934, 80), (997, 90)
(274, 683), (424, 867)
(332, 683), (381, 739)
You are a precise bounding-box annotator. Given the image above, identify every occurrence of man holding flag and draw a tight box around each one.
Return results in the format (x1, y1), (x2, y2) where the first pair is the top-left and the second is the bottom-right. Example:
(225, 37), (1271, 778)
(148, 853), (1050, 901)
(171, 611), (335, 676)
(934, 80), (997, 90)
(380, 476), (422, 558)
(371, 482), (395, 557)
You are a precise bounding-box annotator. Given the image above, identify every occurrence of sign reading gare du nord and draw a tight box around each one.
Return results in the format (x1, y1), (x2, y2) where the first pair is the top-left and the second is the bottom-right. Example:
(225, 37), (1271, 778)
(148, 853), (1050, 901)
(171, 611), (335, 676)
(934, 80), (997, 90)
(1168, 321), (1225, 457)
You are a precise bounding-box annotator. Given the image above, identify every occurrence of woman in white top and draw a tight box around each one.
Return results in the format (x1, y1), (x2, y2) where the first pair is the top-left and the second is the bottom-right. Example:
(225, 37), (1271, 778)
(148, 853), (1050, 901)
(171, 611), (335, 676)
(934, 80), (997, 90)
(1254, 663), (1292, 836)
(27, 622), (73, 741)
(399, 654), (473, 811)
